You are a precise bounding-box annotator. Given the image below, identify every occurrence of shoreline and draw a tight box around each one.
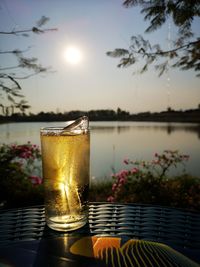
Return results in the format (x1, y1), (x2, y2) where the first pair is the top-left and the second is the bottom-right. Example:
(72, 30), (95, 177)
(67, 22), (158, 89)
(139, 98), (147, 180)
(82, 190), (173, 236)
(1, 118), (200, 124)
(1, 108), (200, 124)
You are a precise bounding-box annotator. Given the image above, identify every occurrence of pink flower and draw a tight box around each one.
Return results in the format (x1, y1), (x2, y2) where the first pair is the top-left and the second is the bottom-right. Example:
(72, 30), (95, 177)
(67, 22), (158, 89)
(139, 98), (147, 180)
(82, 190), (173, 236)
(120, 170), (129, 176)
(20, 151), (32, 159)
(112, 183), (117, 191)
(107, 196), (115, 202)
(119, 177), (126, 184)
(131, 167), (139, 174)
(29, 176), (42, 185)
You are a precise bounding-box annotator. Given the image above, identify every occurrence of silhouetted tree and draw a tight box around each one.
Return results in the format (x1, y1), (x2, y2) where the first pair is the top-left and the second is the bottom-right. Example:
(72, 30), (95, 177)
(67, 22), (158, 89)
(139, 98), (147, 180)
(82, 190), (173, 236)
(107, 1), (200, 77)
(0, 16), (57, 113)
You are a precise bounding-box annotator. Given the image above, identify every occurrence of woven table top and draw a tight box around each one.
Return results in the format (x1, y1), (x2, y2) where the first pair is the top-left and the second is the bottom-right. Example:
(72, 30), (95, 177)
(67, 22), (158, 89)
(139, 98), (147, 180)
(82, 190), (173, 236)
(0, 202), (199, 251)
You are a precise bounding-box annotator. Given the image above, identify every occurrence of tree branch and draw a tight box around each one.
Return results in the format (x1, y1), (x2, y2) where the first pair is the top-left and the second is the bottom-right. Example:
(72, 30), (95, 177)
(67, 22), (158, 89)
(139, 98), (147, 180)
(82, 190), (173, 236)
(11, 70), (47, 80)
(0, 65), (19, 71)
(0, 47), (31, 55)
(131, 39), (200, 57)
(0, 28), (57, 35)
(0, 16), (57, 112)
(106, 0), (200, 77)
(107, 34), (200, 76)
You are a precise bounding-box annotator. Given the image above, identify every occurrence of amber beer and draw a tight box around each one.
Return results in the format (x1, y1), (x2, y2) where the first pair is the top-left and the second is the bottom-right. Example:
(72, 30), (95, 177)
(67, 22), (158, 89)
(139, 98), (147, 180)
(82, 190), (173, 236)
(40, 118), (90, 231)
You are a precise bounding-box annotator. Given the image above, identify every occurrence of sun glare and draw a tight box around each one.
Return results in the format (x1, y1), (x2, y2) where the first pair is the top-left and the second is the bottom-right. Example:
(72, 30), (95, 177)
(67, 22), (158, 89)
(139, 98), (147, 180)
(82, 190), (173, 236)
(64, 46), (82, 65)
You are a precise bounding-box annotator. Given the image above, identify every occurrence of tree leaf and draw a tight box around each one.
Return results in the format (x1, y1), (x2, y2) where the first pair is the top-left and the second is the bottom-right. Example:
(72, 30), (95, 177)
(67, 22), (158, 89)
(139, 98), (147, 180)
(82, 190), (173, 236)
(7, 94), (15, 103)
(7, 76), (21, 89)
(36, 16), (50, 27)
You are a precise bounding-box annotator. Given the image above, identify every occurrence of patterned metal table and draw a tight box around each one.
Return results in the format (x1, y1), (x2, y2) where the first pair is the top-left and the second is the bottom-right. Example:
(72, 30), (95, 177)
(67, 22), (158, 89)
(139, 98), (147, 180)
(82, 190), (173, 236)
(0, 203), (200, 266)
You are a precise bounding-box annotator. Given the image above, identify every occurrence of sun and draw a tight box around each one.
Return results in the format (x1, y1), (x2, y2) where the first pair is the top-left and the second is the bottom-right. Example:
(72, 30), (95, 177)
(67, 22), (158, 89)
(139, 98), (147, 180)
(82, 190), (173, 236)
(64, 46), (82, 65)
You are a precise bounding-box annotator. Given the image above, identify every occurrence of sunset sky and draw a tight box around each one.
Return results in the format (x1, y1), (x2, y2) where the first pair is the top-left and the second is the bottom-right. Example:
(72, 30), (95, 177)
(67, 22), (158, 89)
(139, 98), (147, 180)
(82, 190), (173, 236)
(1, 0), (199, 114)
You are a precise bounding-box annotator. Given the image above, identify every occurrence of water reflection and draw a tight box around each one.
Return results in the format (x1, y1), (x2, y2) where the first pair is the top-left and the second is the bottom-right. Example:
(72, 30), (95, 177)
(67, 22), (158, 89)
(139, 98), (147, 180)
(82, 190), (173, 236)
(91, 123), (200, 139)
(0, 122), (200, 178)
(90, 122), (200, 179)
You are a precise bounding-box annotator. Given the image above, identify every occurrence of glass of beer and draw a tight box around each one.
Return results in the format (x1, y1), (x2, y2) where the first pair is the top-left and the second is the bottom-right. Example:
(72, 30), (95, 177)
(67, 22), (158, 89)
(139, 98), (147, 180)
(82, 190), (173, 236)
(40, 116), (90, 231)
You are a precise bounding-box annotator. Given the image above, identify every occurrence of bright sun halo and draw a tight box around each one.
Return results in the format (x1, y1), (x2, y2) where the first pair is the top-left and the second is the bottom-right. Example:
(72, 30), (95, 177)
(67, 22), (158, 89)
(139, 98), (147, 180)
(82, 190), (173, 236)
(64, 46), (82, 65)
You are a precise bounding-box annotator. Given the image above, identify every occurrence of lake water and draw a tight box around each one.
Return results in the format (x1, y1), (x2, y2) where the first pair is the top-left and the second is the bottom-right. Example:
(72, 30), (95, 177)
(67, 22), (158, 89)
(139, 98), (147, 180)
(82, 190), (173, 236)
(0, 121), (200, 180)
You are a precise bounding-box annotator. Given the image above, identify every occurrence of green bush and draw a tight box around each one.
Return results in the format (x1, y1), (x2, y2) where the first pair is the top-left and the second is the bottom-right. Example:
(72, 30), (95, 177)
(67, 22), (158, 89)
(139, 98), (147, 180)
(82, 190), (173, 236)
(1, 145), (199, 211)
(107, 150), (200, 211)
(0, 143), (44, 208)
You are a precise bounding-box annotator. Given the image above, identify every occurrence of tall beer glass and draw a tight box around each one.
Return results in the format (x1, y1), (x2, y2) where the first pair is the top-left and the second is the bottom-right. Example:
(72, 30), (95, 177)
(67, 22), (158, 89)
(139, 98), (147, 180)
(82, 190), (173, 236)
(40, 116), (90, 231)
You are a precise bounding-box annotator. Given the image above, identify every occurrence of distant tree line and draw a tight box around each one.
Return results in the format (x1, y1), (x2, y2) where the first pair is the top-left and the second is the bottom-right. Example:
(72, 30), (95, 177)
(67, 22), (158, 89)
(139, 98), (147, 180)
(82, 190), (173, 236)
(0, 107), (200, 123)
(0, 108), (130, 122)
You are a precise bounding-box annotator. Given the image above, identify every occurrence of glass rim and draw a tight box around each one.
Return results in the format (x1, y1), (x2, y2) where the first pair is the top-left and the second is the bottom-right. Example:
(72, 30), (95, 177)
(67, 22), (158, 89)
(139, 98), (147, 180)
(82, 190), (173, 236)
(40, 117), (89, 134)
(40, 127), (67, 131)
(40, 126), (90, 134)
